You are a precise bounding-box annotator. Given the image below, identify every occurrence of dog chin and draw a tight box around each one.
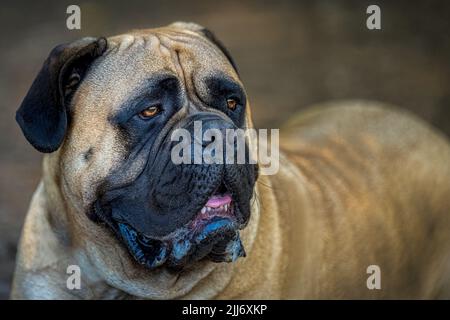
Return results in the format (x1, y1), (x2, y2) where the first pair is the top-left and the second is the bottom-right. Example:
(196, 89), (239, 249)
(115, 192), (247, 271)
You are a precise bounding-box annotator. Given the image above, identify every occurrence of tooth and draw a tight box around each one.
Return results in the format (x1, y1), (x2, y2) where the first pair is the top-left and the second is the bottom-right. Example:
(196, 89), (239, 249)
(224, 204), (228, 211)
(201, 207), (206, 214)
(207, 207), (211, 212)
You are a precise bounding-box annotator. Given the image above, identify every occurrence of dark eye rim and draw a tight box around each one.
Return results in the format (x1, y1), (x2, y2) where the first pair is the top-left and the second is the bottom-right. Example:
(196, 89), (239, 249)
(138, 104), (163, 120)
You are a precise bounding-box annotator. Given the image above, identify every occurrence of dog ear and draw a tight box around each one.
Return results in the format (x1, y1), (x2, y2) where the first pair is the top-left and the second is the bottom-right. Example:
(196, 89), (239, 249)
(16, 37), (107, 153)
(199, 28), (239, 75)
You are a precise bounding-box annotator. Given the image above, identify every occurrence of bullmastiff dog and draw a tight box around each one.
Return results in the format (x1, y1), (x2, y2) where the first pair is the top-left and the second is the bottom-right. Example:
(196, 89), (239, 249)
(12, 22), (450, 299)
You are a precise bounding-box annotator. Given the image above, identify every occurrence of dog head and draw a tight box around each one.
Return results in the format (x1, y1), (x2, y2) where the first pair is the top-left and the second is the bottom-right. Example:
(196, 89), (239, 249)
(16, 22), (259, 286)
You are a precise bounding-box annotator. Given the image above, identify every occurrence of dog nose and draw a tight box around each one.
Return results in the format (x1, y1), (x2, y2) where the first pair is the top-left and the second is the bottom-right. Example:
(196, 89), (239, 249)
(200, 117), (235, 131)
(199, 117), (235, 146)
(178, 113), (237, 164)
(185, 113), (235, 146)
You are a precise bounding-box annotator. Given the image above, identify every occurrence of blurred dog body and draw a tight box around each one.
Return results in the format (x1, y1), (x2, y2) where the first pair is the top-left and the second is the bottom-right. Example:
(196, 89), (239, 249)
(275, 101), (450, 298)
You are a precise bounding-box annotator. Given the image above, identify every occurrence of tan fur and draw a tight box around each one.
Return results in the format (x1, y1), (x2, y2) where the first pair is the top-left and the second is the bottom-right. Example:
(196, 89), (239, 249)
(11, 23), (450, 299)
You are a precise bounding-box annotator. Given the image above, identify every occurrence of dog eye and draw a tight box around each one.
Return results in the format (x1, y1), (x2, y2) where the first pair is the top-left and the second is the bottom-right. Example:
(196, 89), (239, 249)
(139, 105), (161, 119)
(226, 98), (238, 111)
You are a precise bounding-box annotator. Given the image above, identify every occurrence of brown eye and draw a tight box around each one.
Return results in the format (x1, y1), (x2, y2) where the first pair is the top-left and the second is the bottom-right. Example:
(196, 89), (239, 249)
(227, 98), (238, 110)
(139, 105), (161, 119)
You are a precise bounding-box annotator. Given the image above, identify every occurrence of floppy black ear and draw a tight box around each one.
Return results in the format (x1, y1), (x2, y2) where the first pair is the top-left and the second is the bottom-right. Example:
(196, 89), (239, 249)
(16, 37), (107, 153)
(199, 28), (239, 75)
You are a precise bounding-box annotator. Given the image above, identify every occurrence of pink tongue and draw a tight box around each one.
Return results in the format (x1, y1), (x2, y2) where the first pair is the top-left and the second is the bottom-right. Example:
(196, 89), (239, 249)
(205, 194), (232, 208)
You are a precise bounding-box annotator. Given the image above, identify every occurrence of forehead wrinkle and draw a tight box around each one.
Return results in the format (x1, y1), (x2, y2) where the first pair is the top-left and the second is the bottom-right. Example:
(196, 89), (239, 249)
(159, 31), (225, 62)
(117, 35), (136, 52)
(76, 26), (241, 124)
(159, 30), (239, 81)
(146, 33), (193, 109)
(79, 35), (182, 114)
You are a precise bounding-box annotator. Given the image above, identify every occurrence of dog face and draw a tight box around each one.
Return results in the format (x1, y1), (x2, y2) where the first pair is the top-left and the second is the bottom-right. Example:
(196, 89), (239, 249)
(17, 22), (258, 273)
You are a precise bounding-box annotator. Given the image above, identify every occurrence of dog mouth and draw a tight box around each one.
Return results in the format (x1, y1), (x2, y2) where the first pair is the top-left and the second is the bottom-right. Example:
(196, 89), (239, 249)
(191, 186), (234, 228)
(115, 183), (246, 270)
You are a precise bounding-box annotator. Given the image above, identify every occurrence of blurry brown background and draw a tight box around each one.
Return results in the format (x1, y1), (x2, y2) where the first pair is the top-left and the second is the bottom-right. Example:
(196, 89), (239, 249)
(0, 0), (449, 298)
